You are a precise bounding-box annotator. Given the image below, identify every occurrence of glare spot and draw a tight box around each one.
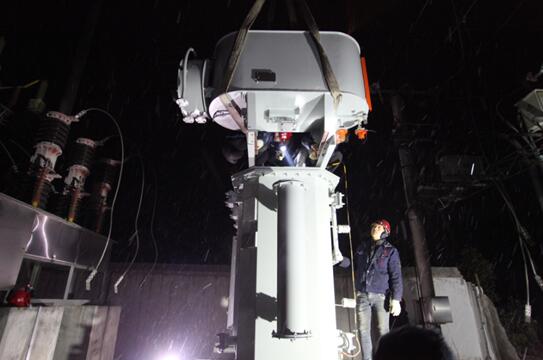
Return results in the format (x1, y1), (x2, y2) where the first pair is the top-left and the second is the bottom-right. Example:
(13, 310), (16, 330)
(157, 353), (181, 360)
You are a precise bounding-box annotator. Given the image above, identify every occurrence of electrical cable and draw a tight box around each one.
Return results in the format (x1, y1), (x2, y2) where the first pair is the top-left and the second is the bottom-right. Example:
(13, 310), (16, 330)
(78, 108), (125, 290)
(0, 79), (40, 90)
(522, 241), (543, 291)
(113, 156), (145, 294)
(139, 173), (159, 288)
(341, 164), (359, 332)
(493, 181), (536, 313)
(123, 229), (139, 249)
(200, 59), (208, 114)
(474, 109), (543, 300)
(437, 159), (543, 209)
(181, 48), (196, 99)
(497, 109), (541, 168)
(497, 161), (542, 182)
(95, 135), (119, 146)
(8, 139), (31, 157)
(341, 337), (361, 358)
(518, 235), (530, 307)
(0, 139), (17, 171)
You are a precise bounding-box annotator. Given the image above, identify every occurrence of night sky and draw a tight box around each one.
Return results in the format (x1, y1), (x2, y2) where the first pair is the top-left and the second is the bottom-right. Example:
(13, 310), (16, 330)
(1, 0), (543, 332)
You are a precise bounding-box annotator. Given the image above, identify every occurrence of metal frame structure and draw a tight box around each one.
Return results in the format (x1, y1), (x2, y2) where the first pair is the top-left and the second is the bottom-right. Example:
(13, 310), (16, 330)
(0, 192), (111, 301)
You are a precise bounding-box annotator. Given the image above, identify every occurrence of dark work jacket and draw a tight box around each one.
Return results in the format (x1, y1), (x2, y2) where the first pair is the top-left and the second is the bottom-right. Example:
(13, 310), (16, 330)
(354, 239), (403, 301)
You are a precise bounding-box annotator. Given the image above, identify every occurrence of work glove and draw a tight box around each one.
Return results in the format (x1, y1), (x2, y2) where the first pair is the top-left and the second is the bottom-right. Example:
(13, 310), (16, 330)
(390, 299), (401, 316)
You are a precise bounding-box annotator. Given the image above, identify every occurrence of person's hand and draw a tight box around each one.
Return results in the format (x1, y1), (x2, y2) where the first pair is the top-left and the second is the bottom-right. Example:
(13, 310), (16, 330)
(390, 299), (401, 316)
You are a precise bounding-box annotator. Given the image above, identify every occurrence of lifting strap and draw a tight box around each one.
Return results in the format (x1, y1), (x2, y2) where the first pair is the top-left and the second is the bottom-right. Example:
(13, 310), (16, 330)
(219, 0), (342, 109)
(294, 0), (342, 108)
(220, 0), (267, 95)
(219, 93), (248, 134)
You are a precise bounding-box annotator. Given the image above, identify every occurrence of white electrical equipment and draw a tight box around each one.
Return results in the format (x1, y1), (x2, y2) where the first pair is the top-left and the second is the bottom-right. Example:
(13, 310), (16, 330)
(179, 30), (369, 360)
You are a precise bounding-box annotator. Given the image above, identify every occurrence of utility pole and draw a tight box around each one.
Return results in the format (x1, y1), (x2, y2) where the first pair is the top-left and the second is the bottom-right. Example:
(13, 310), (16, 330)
(59, 0), (103, 115)
(392, 94), (438, 328)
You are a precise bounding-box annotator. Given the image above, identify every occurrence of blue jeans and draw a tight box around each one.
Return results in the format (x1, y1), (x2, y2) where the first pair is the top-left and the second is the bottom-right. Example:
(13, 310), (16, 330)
(356, 291), (390, 360)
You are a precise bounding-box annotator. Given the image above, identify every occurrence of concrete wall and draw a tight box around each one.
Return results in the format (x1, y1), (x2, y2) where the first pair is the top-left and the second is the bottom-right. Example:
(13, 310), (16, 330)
(72, 264), (515, 360)
(0, 306), (119, 360)
(0, 307), (63, 360)
(402, 267), (518, 360)
(105, 264), (231, 360)
(53, 306), (121, 360)
(100, 264), (366, 360)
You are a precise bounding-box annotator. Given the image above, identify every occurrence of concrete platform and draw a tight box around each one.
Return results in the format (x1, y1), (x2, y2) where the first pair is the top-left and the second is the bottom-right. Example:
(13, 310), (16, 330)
(0, 306), (120, 360)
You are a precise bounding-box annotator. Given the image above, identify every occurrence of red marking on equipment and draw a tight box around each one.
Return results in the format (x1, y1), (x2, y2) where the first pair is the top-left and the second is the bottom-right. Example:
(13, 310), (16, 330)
(275, 132), (293, 142)
(361, 57), (372, 112)
(355, 128), (368, 140)
(336, 128), (348, 144)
